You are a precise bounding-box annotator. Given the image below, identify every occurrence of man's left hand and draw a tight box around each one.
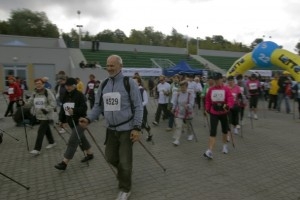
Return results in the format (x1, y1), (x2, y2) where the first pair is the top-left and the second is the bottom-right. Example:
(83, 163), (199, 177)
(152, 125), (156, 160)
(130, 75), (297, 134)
(130, 130), (140, 143)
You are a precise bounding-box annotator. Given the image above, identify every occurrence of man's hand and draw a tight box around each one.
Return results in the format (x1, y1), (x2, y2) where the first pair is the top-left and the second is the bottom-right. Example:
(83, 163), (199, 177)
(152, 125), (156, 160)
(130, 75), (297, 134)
(79, 117), (89, 129)
(67, 108), (74, 116)
(130, 130), (140, 143)
(58, 122), (68, 129)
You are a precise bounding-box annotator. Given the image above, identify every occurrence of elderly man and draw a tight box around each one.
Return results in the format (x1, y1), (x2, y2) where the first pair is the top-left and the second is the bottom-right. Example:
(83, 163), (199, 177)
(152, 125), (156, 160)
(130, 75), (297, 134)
(79, 55), (143, 200)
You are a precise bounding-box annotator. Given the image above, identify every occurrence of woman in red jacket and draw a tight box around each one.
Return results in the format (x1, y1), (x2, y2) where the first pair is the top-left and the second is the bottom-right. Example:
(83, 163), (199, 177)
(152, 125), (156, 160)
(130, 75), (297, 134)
(4, 77), (22, 117)
(204, 72), (234, 159)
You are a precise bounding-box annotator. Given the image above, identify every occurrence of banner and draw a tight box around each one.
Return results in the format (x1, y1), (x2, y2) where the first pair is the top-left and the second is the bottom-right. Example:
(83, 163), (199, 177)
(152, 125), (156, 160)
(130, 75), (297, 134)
(122, 68), (162, 77)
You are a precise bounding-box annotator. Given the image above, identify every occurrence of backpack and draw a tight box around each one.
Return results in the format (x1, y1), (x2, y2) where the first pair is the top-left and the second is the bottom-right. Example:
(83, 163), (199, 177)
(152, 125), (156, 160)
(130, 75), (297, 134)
(100, 76), (134, 128)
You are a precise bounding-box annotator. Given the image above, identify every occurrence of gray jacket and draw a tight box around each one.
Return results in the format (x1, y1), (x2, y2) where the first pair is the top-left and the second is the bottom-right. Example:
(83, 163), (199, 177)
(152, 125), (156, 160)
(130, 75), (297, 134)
(87, 72), (143, 131)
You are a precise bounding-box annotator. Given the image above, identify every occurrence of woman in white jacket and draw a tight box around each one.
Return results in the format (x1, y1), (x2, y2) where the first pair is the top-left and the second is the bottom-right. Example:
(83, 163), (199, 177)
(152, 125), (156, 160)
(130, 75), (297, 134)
(21, 78), (57, 155)
(171, 80), (195, 146)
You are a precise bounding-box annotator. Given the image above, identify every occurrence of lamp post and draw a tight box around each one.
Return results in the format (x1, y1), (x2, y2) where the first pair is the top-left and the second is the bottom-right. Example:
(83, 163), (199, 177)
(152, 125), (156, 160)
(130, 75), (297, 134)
(186, 25), (189, 55)
(262, 35), (272, 41)
(77, 10), (83, 49)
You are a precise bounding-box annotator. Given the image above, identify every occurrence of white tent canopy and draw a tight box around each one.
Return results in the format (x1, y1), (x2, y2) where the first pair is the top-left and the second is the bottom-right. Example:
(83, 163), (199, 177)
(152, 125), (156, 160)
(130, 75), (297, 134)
(122, 68), (162, 77)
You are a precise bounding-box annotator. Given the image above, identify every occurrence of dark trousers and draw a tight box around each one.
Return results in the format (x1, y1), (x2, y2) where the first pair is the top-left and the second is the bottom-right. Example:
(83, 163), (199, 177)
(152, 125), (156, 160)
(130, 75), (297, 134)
(195, 93), (201, 109)
(64, 125), (91, 159)
(209, 114), (229, 137)
(240, 107), (245, 121)
(268, 94), (277, 109)
(5, 101), (16, 116)
(34, 120), (55, 151)
(105, 129), (133, 193)
(229, 107), (240, 126)
(154, 103), (169, 123)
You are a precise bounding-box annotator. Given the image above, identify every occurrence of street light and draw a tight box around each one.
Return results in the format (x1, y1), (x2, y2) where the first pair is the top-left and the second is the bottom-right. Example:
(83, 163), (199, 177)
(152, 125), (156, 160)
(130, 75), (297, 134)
(186, 25), (189, 55)
(77, 10), (83, 48)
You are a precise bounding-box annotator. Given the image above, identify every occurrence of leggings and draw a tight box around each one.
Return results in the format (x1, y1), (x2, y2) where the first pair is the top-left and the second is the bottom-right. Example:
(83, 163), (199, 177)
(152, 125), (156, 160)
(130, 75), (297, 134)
(209, 114), (229, 137)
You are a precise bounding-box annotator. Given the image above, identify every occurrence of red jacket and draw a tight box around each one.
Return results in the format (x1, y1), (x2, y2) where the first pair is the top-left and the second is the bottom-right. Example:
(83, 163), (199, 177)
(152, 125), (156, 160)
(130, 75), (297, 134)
(4, 82), (22, 101)
(205, 85), (234, 115)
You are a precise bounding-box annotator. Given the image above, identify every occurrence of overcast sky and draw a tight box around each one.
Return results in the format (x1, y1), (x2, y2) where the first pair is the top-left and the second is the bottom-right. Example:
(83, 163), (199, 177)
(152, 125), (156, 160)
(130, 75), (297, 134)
(1, 0), (300, 52)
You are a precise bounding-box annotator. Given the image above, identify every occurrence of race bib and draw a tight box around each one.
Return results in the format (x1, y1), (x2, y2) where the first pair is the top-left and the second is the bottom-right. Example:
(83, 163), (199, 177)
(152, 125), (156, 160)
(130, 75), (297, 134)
(88, 83), (95, 89)
(63, 102), (75, 116)
(103, 92), (121, 111)
(211, 90), (225, 102)
(34, 97), (46, 109)
(249, 83), (258, 90)
(8, 88), (14, 94)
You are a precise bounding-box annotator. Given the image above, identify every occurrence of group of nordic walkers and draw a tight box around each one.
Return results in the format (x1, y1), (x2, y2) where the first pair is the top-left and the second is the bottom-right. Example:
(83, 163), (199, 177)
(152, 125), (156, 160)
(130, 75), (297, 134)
(2, 53), (299, 200)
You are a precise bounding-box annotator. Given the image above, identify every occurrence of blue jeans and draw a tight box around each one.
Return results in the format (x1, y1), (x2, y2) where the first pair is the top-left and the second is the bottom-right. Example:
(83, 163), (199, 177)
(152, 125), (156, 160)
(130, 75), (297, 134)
(277, 93), (291, 113)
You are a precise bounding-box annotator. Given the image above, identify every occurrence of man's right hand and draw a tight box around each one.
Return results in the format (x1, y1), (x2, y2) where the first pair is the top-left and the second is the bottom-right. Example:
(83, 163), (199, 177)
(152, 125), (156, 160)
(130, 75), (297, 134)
(79, 117), (89, 129)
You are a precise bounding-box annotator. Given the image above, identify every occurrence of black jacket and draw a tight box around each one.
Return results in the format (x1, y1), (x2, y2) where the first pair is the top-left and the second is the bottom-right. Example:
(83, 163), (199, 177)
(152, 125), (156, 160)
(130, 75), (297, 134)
(59, 89), (87, 128)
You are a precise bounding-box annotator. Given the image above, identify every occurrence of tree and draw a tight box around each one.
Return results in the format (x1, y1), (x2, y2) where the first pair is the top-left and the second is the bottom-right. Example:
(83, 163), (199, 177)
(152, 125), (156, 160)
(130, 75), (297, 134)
(7, 9), (59, 38)
(250, 38), (263, 50)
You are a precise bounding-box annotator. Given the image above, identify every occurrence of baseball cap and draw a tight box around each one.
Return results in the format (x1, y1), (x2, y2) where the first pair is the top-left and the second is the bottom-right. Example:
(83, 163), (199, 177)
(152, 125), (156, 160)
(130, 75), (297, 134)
(65, 77), (77, 86)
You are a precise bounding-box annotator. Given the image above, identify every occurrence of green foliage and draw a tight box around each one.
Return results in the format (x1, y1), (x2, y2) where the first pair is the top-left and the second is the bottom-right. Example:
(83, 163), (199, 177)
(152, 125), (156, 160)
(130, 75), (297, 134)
(5, 9), (59, 38)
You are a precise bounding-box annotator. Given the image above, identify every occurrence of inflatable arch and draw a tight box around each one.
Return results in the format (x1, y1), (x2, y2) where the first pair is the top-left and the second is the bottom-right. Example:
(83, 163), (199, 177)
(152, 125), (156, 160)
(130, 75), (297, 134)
(226, 41), (300, 81)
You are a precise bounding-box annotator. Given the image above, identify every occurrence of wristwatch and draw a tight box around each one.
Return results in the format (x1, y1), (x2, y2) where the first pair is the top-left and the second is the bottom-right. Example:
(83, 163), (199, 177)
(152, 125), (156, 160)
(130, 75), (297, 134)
(133, 125), (141, 131)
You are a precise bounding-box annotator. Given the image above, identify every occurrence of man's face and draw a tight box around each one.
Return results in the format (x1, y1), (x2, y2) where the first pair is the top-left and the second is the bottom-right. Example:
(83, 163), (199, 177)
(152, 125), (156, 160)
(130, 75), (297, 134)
(106, 56), (122, 77)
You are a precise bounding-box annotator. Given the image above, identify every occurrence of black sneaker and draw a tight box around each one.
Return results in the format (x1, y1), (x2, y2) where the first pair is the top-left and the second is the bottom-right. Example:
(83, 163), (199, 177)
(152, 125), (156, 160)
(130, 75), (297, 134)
(55, 161), (67, 170)
(81, 154), (94, 163)
(146, 135), (153, 142)
(152, 121), (158, 126)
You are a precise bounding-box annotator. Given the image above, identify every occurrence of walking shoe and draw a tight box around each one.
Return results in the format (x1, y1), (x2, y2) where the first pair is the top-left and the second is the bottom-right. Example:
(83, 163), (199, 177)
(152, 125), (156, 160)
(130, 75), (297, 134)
(116, 191), (131, 200)
(29, 150), (40, 155)
(172, 139), (180, 146)
(55, 161), (67, 170)
(81, 154), (94, 163)
(46, 143), (57, 149)
(165, 127), (172, 131)
(152, 121), (158, 126)
(254, 114), (258, 120)
(203, 150), (213, 159)
(187, 134), (194, 141)
(146, 135), (153, 142)
(236, 124), (241, 129)
(58, 128), (66, 133)
(222, 144), (229, 154)
(233, 128), (239, 135)
(227, 135), (230, 142)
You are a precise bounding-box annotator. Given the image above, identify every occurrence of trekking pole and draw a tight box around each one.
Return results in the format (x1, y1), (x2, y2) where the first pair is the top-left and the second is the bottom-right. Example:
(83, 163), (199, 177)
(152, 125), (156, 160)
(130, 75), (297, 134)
(226, 114), (235, 149)
(0, 171), (30, 190)
(293, 99), (295, 120)
(187, 120), (198, 142)
(85, 128), (117, 177)
(70, 117), (89, 166)
(20, 105), (29, 151)
(52, 125), (68, 145)
(0, 128), (19, 141)
(138, 140), (167, 172)
(224, 108), (236, 149)
(2, 93), (8, 106)
(249, 105), (254, 129)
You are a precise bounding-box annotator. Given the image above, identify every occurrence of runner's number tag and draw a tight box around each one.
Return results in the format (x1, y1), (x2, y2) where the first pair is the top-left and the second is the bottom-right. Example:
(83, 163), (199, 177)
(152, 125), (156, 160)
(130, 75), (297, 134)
(103, 92), (121, 111)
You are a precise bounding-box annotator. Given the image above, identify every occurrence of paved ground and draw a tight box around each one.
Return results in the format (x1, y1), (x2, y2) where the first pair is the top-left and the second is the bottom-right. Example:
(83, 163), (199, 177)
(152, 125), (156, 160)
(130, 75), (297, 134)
(1, 94), (300, 200)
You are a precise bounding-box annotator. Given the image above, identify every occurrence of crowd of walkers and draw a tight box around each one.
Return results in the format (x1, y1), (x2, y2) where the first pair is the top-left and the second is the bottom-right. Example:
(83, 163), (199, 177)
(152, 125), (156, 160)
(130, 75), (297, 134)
(1, 54), (298, 199)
